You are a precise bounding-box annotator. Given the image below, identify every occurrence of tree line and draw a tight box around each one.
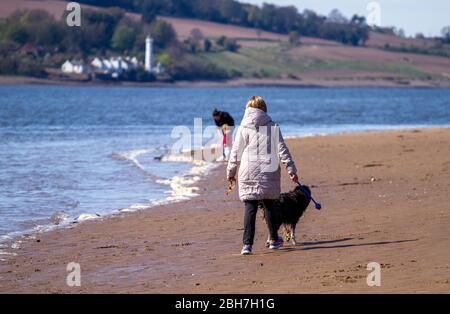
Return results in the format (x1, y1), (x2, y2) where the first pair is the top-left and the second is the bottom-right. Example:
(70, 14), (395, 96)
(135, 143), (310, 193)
(78, 0), (370, 46)
(0, 8), (176, 55)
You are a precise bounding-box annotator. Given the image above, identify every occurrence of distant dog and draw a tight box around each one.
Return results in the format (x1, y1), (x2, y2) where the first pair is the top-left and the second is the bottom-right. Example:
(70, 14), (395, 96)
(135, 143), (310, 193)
(261, 185), (311, 246)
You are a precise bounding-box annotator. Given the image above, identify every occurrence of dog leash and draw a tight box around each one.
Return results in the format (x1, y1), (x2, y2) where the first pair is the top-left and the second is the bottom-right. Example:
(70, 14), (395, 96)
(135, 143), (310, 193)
(297, 182), (322, 210)
(226, 179), (322, 211)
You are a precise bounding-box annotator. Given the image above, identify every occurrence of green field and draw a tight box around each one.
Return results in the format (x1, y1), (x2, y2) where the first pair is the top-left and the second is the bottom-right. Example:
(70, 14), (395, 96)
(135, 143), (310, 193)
(196, 45), (437, 80)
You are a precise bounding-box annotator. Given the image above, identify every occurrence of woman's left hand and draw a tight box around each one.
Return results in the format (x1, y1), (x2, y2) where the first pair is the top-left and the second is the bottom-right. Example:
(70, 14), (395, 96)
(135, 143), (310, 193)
(290, 174), (299, 183)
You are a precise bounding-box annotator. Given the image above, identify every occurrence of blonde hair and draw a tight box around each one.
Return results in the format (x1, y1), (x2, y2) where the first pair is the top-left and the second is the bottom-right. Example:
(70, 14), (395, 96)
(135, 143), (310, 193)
(246, 96), (267, 113)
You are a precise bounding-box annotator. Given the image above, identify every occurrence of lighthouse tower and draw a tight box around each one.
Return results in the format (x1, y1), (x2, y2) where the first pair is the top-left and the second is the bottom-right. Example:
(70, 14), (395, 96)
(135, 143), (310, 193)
(145, 35), (153, 73)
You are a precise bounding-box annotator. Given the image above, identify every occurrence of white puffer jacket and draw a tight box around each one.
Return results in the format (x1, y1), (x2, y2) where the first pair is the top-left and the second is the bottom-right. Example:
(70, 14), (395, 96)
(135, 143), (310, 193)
(227, 107), (297, 201)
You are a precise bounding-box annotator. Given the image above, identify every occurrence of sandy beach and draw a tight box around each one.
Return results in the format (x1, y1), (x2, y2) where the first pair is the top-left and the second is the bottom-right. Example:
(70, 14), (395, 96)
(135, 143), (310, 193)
(0, 128), (449, 293)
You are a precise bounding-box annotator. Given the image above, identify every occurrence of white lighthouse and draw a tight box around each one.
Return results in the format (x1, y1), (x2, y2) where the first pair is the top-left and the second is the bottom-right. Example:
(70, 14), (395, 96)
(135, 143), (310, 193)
(145, 35), (153, 73)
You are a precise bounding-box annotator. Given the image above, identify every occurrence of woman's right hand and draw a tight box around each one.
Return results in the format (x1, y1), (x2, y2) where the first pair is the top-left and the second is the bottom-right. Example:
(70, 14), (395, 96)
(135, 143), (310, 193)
(290, 174), (299, 184)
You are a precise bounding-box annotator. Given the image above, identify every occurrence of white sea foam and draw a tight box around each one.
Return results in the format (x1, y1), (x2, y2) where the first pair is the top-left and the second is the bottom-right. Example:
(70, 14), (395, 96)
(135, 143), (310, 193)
(160, 152), (217, 201)
(0, 238), (22, 261)
(113, 149), (152, 171)
(0, 251), (17, 257)
(10, 241), (22, 249)
(120, 151), (219, 212)
(76, 213), (101, 222)
(50, 211), (70, 225)
(111, 148), (164, 181)
(119, 203), (152, 213)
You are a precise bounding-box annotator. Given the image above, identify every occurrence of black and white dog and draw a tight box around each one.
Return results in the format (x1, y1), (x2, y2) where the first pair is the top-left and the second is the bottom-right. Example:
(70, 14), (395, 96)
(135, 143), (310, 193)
(262, 185), (311, 246)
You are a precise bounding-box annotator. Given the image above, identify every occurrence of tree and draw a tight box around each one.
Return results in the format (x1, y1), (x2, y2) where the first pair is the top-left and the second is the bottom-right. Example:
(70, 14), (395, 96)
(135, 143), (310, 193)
(351, 14), (366, 25)
(215, 36), (239, 52)
(394, 27), (406, 38)
(247, 6), (262, 28)
(327, 9), (348, 24)
(415, 33), (425, 40)
(150, 20), (177, 48)
(188, 28), (203, 52)
(111, 24), (136, 51)
(358, 27), (370, 46)
(351, 16), (369, 46)
(0, 55), (18, 75)
(80, 8), (125, 51)
(289, 31), (301, 46)
(158, 53), (171, 67)
(218, 0), (246, 24)
(17, 57), (47, 77)
(190, 28), (204, 43)
(168, 57), (229, 80)
(224, 38), (239, 52)
(442, 26), (450, 43)
(260, 3), (277, 31)
(36, 22), (63, 47)
(301, 9), (324, 37)
(142, 0), (162, 24)
(6, 23), (29, 44)
(216, 36), (226, 47)
(274, 6), (298, 33)
(1, 10), (64, 46)
(204, 38), (212, 52)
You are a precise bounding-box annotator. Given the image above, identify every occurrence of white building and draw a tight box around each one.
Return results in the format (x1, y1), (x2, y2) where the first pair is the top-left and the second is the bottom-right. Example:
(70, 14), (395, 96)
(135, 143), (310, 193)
(128, 56), (139, 68)
(61, 60), (89, 74)
(91, 56), (138, 74)
(91, 58), (108, 71)
(145, 35), (154, 73)
(110, 57), (124, 73)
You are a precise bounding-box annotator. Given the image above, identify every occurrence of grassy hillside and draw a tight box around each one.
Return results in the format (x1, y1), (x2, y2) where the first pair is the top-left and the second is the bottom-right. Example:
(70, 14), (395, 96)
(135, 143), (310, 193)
(196, 45), (436, 80)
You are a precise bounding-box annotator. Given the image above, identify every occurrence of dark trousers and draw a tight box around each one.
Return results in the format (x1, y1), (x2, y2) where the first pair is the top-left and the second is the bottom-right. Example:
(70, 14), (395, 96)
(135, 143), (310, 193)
(243, 200), (279, 245)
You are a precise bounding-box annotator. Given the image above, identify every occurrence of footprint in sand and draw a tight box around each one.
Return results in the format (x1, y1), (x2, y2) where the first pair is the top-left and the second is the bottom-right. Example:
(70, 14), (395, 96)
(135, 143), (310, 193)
(363, 163), (384, 168)
(442, 161), (450, 172)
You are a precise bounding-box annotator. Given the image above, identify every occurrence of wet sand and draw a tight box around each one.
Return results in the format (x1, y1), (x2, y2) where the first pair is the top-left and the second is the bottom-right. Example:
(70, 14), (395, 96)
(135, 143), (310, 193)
(0, 128), (449, 293)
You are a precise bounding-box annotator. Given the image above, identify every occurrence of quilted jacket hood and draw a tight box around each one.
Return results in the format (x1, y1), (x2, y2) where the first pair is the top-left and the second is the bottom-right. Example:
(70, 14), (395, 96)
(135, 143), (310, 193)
(241, 107), (273, 128)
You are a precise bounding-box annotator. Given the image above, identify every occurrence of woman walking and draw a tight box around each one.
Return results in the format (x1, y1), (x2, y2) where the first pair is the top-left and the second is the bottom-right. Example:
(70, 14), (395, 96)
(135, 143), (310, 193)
(227, 96), (298, 255)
